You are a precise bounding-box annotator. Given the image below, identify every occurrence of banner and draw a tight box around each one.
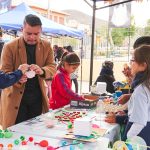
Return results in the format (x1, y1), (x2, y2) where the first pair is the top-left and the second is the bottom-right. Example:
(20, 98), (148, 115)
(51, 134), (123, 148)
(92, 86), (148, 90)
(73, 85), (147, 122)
(0, 0), (12, 14)
(109, 0), (131, 28)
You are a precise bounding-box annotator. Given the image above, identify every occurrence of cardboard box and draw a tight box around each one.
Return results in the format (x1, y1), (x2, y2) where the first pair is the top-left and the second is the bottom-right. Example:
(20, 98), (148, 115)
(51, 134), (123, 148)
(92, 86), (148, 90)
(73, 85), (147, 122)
(70, 94), (99, 109)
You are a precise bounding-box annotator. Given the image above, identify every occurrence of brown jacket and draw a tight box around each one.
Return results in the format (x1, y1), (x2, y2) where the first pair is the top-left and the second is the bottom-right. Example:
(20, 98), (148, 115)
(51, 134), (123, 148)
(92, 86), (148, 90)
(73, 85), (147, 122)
(0, 36), (56, 129)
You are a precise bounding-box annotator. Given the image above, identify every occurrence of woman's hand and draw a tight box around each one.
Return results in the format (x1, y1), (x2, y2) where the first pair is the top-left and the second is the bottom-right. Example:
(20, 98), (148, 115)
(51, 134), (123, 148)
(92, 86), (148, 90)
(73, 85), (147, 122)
(117, 94), (131, 104)
(105, 112), (116, 123)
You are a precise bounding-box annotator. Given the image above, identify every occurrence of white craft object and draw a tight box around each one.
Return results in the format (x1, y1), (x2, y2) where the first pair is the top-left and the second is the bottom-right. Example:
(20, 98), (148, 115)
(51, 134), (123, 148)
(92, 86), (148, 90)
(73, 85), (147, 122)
(74, 117), (92, 136)
(102, 103), (127, 113)
(96, 82), (107, 94)
(18, 145), (29, 150)
(25, 70), (36, 78)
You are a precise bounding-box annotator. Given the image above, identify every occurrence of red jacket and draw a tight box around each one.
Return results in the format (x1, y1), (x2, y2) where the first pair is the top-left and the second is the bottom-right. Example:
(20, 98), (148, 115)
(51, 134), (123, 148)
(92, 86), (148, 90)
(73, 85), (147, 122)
(49, 67), (84, 109)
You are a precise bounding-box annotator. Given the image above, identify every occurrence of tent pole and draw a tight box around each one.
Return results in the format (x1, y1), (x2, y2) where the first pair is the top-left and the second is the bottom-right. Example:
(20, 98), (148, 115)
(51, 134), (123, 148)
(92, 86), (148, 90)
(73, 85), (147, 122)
(128, 27), (131, 61)
(89, 0), (96, 90)
(80, 38), (83, 94)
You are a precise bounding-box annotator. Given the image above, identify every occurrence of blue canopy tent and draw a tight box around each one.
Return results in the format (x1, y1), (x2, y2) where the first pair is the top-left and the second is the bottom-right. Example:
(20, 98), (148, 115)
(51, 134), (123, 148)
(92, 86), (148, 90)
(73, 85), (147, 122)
(0, 2), (84, 39)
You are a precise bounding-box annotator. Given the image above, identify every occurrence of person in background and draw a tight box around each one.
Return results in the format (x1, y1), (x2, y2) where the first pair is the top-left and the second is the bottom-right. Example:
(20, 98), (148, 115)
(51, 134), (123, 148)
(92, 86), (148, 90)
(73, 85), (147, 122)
(46, 46), (64, 99)
(65, 45), (79, 93)
(0, 14), (56, 129)
(53, 44), (59, 62)
(0, 27), (4, 57)
(94, 61), (115, 94)
(122, 45), (150, 146)
(55, 46), (64, 63)
(49, 52), (84, 109)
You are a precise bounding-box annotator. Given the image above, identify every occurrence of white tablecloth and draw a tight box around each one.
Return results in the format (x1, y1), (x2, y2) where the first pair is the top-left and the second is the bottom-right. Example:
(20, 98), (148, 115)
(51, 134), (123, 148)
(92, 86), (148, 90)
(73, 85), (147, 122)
(1, 131), (112, 150)
(8, 108), (120, 149)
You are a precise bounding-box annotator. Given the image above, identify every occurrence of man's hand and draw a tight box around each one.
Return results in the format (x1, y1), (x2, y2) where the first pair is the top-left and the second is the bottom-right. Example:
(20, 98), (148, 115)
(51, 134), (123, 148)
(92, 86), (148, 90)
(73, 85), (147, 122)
(18, 64), (29, 74)
(29, 64), (44, 75)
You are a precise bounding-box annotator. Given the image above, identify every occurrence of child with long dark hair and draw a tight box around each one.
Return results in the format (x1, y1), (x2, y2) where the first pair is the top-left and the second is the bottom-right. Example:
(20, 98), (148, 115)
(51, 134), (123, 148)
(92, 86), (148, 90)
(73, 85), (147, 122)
(49, 52), (84, 109)
(123, 45), (150, 146)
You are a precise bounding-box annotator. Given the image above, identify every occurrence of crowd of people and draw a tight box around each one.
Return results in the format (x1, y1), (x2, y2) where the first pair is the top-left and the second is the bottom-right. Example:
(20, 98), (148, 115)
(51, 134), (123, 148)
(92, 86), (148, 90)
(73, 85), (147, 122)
(0, 13), (150, 148)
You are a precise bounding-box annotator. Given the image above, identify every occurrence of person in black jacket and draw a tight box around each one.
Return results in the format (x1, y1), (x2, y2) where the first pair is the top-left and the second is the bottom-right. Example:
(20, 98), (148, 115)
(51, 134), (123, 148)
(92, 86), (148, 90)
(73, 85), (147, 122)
(94, 61), (115, 93)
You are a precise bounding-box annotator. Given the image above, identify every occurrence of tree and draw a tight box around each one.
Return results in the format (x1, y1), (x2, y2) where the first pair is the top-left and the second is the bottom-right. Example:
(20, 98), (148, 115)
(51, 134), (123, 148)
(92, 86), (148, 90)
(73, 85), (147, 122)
(144, 19), (150, 35)
(111, 16), (136, 47)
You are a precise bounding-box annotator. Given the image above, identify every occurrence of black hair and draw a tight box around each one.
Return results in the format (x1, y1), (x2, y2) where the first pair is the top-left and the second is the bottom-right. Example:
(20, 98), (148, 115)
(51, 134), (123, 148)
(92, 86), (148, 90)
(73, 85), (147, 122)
(53, 45), (58, 49)
(0, 27), (3, 37)
(65, 45), (74, 52)
(133, 36), (150, 49)
(58, 52), (80, 68)
(102, 61), (113, 70)
(134, 45), (150, 89)
(55, 47), (64, 61)
(23, 14), (42, 26)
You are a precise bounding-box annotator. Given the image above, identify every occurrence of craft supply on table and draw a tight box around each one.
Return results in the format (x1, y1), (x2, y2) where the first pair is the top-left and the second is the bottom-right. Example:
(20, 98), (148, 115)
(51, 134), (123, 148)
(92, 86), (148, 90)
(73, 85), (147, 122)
(70, 94), (99, 109)
(74, 117), (92, 137)
(96, 82), (107, 94)
(0, 129), (13, 138)
(54, 109), (87, 121)
(25, 70), (35, 79)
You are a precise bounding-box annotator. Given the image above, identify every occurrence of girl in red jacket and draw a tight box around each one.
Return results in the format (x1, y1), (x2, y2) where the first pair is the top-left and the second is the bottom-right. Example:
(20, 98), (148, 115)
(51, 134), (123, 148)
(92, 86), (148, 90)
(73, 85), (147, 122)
(49, 52), (84, 109)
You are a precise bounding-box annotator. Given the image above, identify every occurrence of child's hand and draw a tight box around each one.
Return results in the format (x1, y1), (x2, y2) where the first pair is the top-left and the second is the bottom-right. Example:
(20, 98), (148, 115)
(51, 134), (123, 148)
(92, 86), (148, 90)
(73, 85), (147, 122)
(81, 95), (85, 100)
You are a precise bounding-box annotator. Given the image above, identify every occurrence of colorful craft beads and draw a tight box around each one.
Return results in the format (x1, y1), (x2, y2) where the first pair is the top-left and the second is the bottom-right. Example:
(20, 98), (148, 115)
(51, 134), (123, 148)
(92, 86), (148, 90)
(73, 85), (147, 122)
(20, 136), (25, 141)
(0, 129), (13, 138)
(14, 139), (20, 145)
(7, 144), (13, 150)
(68, 122), (72, 129)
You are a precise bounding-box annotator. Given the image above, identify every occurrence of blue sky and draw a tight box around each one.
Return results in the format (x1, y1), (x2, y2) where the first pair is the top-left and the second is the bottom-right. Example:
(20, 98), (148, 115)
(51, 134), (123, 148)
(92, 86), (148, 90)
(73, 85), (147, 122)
(13, 0), (150, 26)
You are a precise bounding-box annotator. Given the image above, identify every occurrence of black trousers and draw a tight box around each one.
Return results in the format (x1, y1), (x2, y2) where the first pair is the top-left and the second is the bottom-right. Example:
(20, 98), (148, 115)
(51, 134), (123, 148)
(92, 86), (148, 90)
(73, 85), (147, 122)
(15, 99), (42, 124)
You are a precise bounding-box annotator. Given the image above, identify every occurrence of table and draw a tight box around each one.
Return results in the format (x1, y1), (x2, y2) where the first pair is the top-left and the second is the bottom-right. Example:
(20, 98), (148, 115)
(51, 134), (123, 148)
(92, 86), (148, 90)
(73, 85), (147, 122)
(7, 107), (120, 149)
(1, 131), (112, 150)
(9, 108), (120, 139)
